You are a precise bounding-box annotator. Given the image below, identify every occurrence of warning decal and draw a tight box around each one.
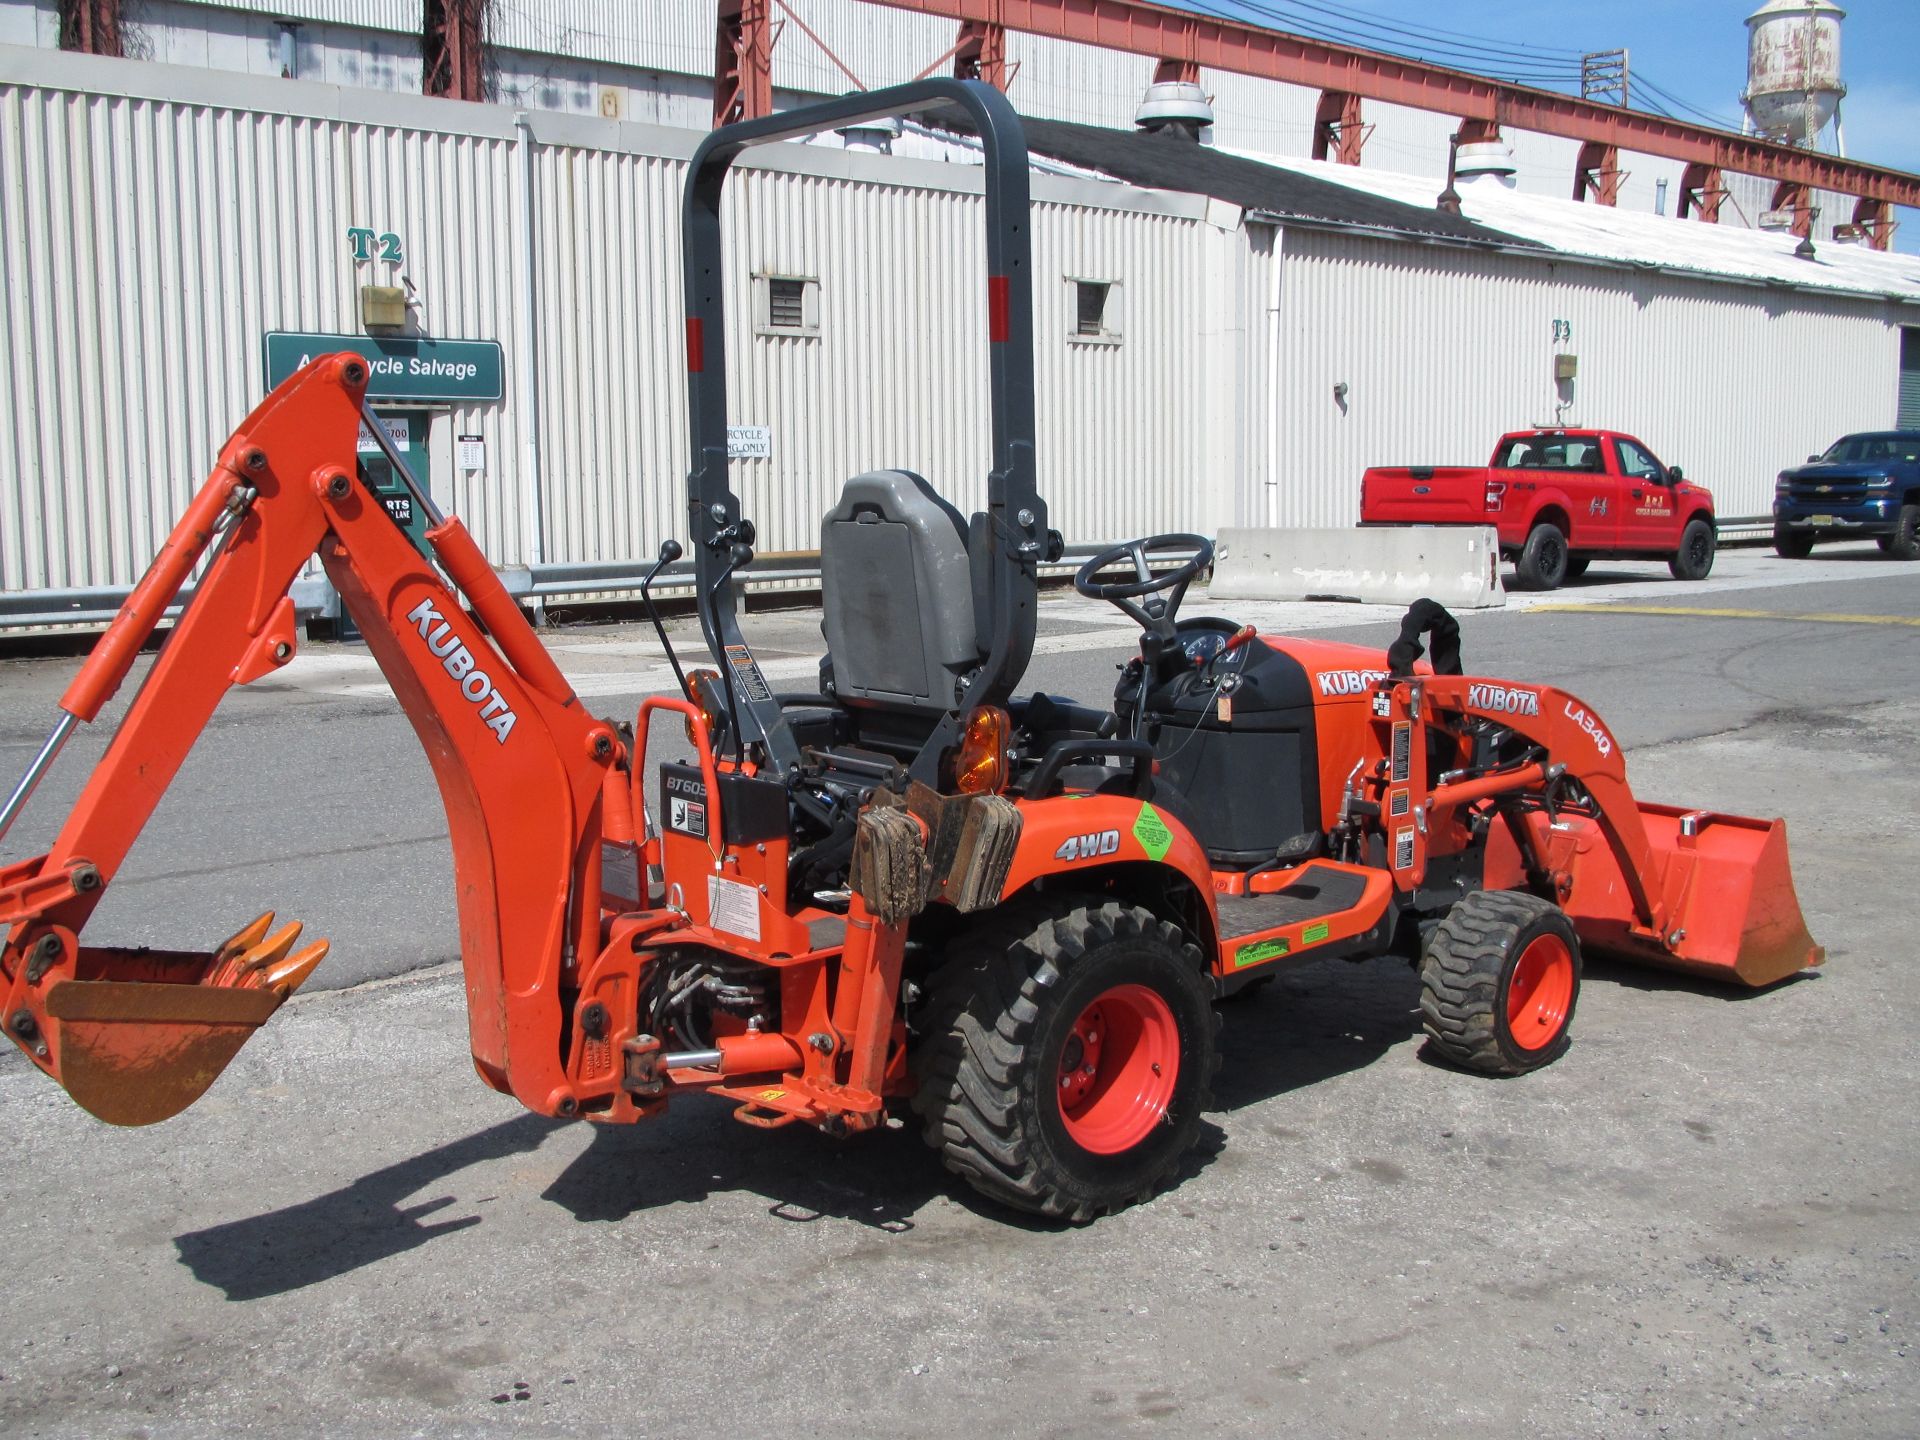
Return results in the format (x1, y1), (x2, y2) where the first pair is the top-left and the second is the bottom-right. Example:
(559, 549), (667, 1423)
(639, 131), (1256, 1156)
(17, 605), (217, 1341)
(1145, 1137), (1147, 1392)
(723, 643), (773, 704)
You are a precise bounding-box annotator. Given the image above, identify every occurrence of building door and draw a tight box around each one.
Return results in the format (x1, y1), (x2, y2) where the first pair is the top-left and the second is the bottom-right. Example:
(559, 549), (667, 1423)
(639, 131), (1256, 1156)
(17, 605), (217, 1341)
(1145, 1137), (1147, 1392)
(1900, 329), (1920, 430)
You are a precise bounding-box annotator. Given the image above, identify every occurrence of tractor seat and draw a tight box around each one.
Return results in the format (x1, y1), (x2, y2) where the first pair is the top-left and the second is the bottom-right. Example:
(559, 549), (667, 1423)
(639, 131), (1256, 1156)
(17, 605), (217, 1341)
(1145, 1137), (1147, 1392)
(820, 470), (982, 714)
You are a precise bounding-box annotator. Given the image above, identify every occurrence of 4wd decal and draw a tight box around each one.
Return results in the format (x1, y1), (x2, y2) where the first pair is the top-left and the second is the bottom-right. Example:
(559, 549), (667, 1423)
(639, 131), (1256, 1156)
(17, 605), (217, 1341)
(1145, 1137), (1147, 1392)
(1467, 683), (1541, 718)
(405, 599), (518, 744)
(1317, 668), (1388, 698)
(1132, 804), (1174, 862)
(1055, 829), (1121, 862)
(1564, 701), (1614, 757)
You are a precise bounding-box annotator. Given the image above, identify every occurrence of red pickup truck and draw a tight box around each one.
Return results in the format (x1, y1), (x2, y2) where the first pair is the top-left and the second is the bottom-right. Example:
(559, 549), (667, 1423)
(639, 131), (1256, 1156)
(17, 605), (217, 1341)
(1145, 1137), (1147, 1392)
(1359, 429), (1717, 590)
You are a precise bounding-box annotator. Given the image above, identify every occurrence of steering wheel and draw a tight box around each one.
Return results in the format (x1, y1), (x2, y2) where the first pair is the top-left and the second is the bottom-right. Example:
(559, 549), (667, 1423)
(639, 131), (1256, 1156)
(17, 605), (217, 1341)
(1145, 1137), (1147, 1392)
(1074, 533), (1215, 635)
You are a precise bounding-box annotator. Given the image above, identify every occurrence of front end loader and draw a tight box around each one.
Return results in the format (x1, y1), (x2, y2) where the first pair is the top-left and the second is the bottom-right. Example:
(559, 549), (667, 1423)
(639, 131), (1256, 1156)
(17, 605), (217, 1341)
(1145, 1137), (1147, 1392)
(0, 81), (1822, 1220)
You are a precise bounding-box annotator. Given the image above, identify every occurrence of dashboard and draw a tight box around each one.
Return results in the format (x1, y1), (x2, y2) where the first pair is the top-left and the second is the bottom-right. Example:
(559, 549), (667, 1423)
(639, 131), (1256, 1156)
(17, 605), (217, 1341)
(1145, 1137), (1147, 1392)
(1174, 617), (1248, 670)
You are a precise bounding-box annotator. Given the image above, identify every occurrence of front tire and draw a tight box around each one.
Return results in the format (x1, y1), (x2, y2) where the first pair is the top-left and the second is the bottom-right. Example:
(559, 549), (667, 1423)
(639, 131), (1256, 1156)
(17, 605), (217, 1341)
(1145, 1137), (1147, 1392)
(1563, 555), (1590, 580)
(1886, 504), (1920, 561)
(911, 899), (1218, 1222)
(1419, 890), (1581, 1076)
(1775, 526), (1815, 559)
(1515, 523), (1569, 590)
(1669, 517), (1716, 580)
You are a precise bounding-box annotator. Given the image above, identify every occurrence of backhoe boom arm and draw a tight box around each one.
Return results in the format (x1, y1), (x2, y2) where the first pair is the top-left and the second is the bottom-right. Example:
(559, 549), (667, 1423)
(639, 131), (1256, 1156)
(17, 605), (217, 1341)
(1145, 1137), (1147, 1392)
(0, 356), (621, 1123)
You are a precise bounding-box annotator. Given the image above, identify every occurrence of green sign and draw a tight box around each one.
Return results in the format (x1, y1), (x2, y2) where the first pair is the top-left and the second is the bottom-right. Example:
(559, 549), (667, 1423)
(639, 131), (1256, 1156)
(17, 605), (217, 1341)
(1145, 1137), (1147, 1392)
(264, 332), (504, 404)
(1234, 937), (1290, 969)
(1131, 803), (1173, 863)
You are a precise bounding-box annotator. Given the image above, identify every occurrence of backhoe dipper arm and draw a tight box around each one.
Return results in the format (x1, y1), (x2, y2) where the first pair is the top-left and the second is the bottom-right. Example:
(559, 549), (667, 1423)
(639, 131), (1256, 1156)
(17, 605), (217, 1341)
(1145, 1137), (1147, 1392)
(0, 356), (620, 1124)
(681, 79), (1045, 781)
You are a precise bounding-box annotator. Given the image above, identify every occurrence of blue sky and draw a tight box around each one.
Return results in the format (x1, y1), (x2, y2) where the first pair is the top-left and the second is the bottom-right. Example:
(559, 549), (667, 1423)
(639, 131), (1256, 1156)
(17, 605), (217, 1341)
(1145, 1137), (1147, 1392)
(1182, 1), (1920, 251)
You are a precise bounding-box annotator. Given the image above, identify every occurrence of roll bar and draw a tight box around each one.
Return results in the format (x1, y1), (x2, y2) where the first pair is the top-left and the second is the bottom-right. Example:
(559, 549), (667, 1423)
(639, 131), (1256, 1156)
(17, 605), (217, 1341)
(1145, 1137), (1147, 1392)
(680, 79), (1044, 781)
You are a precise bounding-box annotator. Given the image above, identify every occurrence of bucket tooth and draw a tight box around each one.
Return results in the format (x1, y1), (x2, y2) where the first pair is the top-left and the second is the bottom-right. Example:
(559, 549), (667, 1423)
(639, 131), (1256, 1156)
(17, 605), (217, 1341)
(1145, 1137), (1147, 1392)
(262, 939), (329, 997)
(212, 911), (276, 967)
(216, 921), (305, 988)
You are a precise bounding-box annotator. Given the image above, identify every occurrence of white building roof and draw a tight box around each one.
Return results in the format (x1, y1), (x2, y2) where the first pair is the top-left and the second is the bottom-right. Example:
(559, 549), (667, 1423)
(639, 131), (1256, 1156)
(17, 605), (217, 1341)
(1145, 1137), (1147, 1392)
(1227, 148), (1920, 306)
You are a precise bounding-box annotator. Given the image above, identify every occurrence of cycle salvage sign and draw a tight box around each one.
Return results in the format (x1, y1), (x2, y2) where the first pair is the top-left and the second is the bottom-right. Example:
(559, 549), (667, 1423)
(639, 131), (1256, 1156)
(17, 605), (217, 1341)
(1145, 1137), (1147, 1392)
(263, 332), (505, 404)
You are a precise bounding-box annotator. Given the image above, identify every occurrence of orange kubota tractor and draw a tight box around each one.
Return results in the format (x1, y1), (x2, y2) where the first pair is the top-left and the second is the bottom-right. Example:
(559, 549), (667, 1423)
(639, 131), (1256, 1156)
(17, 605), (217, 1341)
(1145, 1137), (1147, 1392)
(0, 82), (1822, 1221)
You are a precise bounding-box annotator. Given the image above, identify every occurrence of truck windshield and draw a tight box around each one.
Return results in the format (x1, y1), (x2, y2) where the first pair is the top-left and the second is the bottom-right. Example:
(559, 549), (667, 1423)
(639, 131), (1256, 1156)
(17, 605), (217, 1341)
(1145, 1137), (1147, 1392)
(1820, 434), (1920, 464)
(1496, 435), (1605, 471)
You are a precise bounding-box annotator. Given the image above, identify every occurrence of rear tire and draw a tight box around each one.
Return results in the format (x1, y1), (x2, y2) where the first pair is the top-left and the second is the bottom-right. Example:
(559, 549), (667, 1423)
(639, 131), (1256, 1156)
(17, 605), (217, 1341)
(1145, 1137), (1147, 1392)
(1563, 556), (1590, 580)
(1775, 526), (1815, 559)
(911, 898), (1218, 1222)
(1886, 505), (1920, 561)
(1515, 523), (1569, 590)
(1419, 890), (1581, 1076)
(1669, 517), (1716, 580)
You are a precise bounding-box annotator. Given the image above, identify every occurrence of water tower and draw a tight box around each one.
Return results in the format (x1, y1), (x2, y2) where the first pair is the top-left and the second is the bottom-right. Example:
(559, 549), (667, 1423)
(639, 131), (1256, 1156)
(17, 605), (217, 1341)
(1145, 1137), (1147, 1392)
(1742, 0), (1846, 149)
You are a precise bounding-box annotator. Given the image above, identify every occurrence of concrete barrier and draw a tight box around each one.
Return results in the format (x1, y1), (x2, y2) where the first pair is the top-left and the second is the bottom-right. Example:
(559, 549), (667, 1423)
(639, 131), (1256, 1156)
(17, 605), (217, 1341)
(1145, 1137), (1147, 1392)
(1211, 526), (1506, 609)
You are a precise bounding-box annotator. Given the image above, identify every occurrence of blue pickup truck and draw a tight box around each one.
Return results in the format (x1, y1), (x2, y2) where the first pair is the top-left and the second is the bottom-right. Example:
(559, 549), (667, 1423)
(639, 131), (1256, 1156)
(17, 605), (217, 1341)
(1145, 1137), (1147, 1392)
(1773, 431), (1920, 560)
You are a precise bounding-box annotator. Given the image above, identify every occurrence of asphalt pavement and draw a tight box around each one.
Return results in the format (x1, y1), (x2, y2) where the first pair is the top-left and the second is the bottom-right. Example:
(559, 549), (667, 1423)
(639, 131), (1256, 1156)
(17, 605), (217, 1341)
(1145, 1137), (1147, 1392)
(0, 542), (1916, 1437)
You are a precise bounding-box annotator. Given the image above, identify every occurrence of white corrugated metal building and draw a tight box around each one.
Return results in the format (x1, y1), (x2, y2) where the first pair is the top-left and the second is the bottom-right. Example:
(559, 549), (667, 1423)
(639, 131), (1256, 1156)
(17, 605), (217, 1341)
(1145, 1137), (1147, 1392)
(2, 13), (1919, 624)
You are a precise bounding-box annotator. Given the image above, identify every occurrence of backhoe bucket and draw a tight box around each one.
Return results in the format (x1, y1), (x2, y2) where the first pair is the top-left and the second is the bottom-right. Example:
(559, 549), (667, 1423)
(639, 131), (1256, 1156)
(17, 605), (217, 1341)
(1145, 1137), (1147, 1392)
(22, 914), (327, 1126)
(1628, 805), (1823, 988)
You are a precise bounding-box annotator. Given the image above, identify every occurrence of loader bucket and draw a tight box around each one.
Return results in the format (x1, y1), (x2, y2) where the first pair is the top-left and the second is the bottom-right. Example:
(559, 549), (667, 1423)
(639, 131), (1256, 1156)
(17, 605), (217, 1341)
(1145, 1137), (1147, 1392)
(1493, 804), (1823, 989)
(1630, 805), (1824, 989)
(24, 916), (327, 1126)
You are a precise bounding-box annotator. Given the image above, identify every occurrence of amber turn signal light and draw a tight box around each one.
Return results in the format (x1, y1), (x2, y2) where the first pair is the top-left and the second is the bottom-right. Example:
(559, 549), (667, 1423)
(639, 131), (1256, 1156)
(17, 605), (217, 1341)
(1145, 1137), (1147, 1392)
(954, 705), (1011, 795)
(683, 669), (723, 748)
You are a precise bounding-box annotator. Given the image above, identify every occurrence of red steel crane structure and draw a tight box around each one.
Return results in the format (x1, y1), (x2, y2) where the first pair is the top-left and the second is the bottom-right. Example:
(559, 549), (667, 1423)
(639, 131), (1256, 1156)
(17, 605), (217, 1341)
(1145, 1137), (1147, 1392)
(714, 0), (1920, 249)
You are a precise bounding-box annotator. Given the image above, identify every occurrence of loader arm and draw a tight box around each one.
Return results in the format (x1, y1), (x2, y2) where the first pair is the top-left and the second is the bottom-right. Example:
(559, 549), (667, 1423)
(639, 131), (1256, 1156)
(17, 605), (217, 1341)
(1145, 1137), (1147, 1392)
(0, 356), (621, 1123)
(1417, 675), (1822, 987)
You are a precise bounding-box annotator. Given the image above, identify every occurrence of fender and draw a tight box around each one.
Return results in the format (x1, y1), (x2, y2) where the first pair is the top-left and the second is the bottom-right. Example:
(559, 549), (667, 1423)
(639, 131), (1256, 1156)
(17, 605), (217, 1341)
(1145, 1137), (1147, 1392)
(1004, 789), (1213, 911)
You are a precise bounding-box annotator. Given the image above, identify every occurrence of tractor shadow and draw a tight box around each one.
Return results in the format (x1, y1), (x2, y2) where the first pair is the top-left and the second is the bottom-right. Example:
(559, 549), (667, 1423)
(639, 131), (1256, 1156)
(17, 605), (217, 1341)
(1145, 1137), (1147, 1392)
(173, 1112), (563, 1301)
(540, 1108), (943, 1232)
(1579, 952), (1820, 1000)
(1209, 956), (1426, 1113)
(171, 1106), (944, 1301)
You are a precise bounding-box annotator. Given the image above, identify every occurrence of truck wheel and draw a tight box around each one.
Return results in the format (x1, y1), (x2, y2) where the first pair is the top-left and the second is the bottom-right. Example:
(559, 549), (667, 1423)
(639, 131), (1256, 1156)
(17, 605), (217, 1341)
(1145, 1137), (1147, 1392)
(911, 898), (1218, 1222)
(1775, 526), (1815, 559)
(1515, 523), (1569, 590)
(1886, 505), (1920, 561)
(1669, 517), (1716, 580)
(1563, 556), (1590, 580)
(1418, 890), (1581, 1076)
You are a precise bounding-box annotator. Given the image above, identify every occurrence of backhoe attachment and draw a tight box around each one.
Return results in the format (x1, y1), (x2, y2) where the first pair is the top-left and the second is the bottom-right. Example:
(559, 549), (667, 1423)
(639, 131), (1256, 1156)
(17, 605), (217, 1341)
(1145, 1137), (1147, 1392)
(1, 354), (616, 1124)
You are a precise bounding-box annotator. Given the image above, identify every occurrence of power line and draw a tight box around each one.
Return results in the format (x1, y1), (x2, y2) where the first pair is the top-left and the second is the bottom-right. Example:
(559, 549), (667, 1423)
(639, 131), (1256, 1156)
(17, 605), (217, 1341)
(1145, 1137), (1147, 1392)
(1182, 0), (1584, 86)
(1195, 0), (1585, 69)
(1179, 1), (1750, 134)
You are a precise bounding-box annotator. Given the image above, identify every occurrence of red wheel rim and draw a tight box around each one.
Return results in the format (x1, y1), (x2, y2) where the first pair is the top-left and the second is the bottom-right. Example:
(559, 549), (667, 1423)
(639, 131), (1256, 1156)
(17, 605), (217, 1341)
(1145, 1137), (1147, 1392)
(1506, 933), (1575, 1051)
(1055, 983), (1180, 1154)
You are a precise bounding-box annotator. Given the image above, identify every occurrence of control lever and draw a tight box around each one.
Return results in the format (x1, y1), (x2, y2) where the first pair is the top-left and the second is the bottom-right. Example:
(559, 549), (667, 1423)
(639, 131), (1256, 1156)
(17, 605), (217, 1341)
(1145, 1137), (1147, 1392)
(640, 539), (689, 700)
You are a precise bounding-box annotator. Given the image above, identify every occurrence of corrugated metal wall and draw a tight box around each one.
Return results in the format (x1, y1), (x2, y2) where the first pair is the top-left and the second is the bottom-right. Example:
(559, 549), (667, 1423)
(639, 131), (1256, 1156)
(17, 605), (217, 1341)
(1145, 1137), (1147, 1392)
(0, 49), (1228, 603)
(0, 71), (531, 588)
(1271, 227), (1906, 525)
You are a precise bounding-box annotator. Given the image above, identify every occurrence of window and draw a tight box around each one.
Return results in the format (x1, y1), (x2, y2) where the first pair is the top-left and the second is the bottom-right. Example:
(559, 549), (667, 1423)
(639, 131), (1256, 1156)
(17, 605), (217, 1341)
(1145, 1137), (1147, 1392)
(1076, 282), (1108, 336)
(1615, 439), (1665, 481)
(754, 274), (819, 338)
(1069, 278), (1120, 344)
